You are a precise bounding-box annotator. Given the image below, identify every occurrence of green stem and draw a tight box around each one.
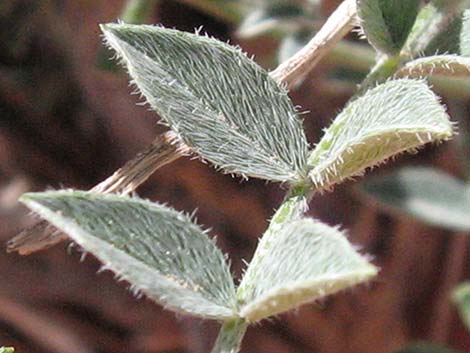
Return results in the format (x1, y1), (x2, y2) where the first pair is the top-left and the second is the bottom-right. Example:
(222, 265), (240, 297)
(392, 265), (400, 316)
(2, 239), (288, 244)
(211, 319), (248, 353)
(355, 54), (401, 97)
(328, 41), (376, 72)
(353, 2), (464, 97)
(212, 184), (312, 353)
(326, 40), (470, 99)
(236, 183), (312, 302)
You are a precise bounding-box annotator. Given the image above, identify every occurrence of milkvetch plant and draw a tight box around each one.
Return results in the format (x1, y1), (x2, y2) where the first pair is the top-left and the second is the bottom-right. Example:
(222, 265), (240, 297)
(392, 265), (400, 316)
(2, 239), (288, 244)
(14, 0), (464, 352)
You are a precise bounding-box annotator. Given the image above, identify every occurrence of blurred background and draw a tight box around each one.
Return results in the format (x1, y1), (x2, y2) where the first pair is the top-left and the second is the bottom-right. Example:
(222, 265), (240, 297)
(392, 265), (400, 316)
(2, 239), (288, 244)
(0, 1), (469, 352)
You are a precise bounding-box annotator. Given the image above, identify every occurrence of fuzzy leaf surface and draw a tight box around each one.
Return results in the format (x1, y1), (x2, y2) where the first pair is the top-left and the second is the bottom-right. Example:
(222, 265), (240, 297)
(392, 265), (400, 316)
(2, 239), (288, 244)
(461, 10), (470, 56)
(238, 218), (378, 322)
(357, 0), (421, 54)
(397, 55), (470, 78)
(361, 167), (470, 232)
(307, 79), (453, 191)
(101, 23), (309, 183)
(452, 281), (470, 330)
(20, 191), (237, 320)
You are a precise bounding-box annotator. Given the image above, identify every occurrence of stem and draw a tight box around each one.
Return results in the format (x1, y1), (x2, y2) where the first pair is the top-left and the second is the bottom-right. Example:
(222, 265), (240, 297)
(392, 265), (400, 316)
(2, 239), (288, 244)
(326, 40), (470, 99)
(328, 40), (376, 72)
(270, 0), (357, 88)
(355, 54), (401, 97)
(211, 319), (248, 353)
(236, 184), (312, 303)
(211, 184), (312, 353)
(354, 2), (465, 97)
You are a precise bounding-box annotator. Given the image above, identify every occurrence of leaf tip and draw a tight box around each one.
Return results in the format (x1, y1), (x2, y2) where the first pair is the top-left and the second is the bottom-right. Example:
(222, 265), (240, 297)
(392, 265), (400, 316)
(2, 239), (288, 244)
(18, 192), (39, 206)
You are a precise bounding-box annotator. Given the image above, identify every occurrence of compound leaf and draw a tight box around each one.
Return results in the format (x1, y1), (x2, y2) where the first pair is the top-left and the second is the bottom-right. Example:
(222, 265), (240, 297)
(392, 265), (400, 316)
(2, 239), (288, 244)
(20, 190), (238, 320)
(307, 79), (453, 191)
(361, 167), (470, 232)
(452, 281), (470, 330)
(101, 23), (309, 183)
(357, 0), (421, 54)
(237, 218), (377, 322)
(397, 55), (470, 78)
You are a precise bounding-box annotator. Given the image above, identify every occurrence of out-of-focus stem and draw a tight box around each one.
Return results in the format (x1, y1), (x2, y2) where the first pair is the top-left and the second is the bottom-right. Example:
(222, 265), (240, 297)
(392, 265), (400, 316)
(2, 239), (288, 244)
(270, 0), (357, 88)
(327, 40), (376, 72)
(121, 0), (159, 24)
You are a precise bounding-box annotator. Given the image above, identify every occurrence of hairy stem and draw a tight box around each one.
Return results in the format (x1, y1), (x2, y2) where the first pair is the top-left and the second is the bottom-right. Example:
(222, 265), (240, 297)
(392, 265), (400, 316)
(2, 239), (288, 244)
(236, 183), (312, 303)
(214, 184), (312, 353)
(355, 54), (401, 96)
(211, 319), (248, 353)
